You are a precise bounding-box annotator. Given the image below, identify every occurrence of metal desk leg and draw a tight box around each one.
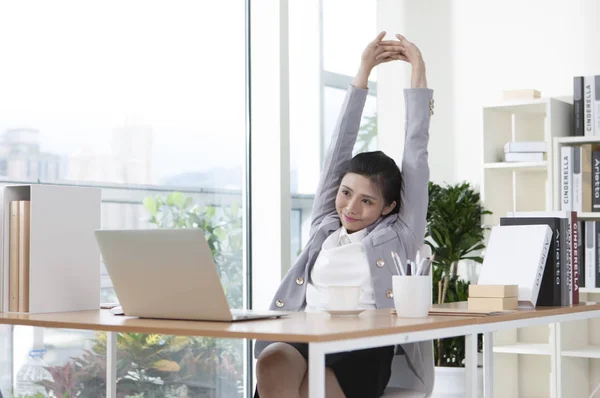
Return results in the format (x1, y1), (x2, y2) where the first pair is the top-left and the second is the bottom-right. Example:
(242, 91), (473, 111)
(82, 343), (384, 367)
(483, 332), (494, 397)
(465, 334), (479, 398)
(308, 343), (326, 398)
(107, 332), (117, 398)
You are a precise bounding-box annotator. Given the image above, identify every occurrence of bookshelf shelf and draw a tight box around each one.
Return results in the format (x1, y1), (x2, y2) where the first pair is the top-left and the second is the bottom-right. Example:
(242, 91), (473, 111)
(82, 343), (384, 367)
(561, 346), (600, 359)
(483, 98), (555, 114)
(493, 343), (552, 355)
(483, 161), (547, 171)
(576, 212), (600, 221)
(555, 136), (600, 145)
(580, 288), (600, 294)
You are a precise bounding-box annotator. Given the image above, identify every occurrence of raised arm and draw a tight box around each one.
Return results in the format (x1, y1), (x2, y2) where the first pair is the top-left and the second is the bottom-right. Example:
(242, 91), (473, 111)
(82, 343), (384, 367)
(309, 31), (407, 236)
(379, 34), (433, 243)
(309, 84), (367, 236)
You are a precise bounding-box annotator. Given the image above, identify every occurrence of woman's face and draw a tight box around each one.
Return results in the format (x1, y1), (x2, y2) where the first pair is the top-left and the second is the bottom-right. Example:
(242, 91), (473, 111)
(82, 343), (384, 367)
(335, 173), (396, 233)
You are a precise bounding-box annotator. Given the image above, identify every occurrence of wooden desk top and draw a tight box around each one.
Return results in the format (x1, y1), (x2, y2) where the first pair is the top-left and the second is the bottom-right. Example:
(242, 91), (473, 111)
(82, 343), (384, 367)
(1, 303), (599, 342)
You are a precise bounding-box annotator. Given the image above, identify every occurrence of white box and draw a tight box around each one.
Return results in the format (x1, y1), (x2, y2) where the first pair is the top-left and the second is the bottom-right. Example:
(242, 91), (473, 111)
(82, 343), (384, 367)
(504, 141), (547, 153)
(1, 184), (101, 313)
(503, 152), (545, 162)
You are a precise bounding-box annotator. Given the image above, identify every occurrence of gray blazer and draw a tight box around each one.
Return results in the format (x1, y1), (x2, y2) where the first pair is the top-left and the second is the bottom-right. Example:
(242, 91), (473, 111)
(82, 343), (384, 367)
(255, 84), (435, 393)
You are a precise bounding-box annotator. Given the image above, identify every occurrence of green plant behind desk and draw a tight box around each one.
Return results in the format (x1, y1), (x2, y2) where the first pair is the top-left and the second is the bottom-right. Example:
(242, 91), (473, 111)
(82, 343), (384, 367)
(426, 182), (491, 367)
(143, 192), (243, 309)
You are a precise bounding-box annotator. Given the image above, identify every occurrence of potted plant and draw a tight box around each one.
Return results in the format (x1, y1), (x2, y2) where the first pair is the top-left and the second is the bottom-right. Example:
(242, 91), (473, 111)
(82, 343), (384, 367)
(426, 182), (491, 396)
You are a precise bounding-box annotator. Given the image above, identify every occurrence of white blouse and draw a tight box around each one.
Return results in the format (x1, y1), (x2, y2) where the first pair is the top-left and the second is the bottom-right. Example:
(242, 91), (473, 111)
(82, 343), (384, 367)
(305, 227), (376, 312)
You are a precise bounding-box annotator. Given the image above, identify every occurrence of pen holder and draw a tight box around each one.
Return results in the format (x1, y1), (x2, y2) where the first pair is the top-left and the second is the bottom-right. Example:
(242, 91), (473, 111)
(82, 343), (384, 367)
(392, 275), (431, 318)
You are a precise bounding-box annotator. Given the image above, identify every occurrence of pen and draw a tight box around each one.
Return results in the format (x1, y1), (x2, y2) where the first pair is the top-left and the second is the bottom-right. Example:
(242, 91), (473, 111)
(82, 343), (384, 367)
(420, 254), (434, 276)
(391, 251), (406, 276)
(416, 258), (426, 276)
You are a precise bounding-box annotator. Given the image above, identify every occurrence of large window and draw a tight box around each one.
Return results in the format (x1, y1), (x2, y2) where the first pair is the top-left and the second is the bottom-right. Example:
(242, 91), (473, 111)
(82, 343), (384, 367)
(0, 1), (380, 397)
(289, 0), (378, 265)
(0, 1), (247, 397)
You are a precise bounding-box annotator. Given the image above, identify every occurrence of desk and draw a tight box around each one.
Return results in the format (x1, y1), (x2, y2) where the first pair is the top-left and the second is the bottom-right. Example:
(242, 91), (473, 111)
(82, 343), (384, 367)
(2, 304), (600, 398)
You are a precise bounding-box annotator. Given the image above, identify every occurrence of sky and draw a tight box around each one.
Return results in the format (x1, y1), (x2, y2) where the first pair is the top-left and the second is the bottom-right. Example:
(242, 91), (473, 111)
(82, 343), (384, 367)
(0, 0), (376, 192)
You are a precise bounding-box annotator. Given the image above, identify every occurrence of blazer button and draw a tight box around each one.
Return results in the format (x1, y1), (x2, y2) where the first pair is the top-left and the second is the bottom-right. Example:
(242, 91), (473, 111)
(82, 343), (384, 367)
(275, 300), (285, 308)
(376, 259), (385, 268)
(296, 277), (304, 285)
(429, 98), (435, 116)
(386, 290), (394, 298)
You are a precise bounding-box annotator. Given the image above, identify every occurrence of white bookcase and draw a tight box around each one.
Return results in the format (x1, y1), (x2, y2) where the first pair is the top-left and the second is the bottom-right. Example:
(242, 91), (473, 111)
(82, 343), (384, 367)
(553, 136), (600, 398)
(480, 97), (572, 397)
(481, 97), (572, 227)
(1, 184), (102, 313)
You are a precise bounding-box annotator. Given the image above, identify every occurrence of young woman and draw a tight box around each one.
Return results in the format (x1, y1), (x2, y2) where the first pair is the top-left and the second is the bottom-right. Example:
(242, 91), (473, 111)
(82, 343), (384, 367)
(254, 31), (434, 398)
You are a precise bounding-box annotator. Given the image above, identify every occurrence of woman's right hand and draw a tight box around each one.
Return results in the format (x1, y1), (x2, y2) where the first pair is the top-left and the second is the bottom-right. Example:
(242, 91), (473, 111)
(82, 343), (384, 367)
(378, 34), (427, 88)
(353, 31), (406, 89)
(360, 31), (406, 71)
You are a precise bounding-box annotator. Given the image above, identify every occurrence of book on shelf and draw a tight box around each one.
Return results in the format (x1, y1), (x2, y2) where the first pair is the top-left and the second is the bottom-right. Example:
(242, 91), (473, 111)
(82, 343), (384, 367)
(594, 149), (600, 211)
(8, 201), (19, 312)
(574, 76), (584, 136)
(477, 224), (552, 308)
(581, 75), (600, 137)
(585, 221), (600, 289)
(506, 211), (579, 305)
(578, 221), (585, 290)
(9, 200), (31, 312)
(561, 143), (598, 213)
(574, 145), (593, 213)
(562, 146), (574, 211)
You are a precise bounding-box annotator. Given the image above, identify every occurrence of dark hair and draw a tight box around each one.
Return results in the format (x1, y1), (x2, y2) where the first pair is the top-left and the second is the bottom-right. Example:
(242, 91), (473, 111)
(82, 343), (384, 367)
(344, 151), (403, 215)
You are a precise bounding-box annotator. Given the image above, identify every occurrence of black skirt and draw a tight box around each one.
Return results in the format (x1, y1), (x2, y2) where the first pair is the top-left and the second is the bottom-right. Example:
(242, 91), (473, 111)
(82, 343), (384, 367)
(254, 343), (394, 398)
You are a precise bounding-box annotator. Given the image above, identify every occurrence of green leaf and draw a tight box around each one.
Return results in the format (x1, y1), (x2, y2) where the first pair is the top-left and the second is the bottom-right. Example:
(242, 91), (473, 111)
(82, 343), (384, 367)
(143, 197), (158, 216)
(463, 256), (484, 263)
(205, 206), (216, 219)
(167, 192), (186, 208)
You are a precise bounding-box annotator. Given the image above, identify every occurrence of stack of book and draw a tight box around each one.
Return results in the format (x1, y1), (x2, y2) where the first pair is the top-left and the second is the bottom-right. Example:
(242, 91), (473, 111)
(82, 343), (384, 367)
(503, 141), (547, 162)
(9, 200), (30, 312)
(468, 285), (518, 311)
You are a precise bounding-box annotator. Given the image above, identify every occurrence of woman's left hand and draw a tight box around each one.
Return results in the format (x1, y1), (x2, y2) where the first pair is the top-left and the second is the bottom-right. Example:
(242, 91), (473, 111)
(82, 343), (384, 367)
(377, 34), (427, 89)
(377, 34), (423, 67)
(360, 31), (406, 72)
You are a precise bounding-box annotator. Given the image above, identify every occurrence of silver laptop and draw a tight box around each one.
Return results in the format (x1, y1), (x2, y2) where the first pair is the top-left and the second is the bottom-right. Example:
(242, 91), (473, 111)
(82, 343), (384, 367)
(94, 228), (286, 322)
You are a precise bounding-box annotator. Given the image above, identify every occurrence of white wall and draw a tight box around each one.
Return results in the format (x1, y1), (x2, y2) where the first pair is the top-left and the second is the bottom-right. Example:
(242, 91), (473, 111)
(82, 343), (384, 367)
(377, 0), (456, 184)
(377, 0), (600, 188)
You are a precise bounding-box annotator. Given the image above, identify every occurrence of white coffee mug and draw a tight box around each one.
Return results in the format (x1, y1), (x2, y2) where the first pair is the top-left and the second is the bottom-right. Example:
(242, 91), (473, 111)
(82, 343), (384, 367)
(392, 275), (431, 318)
(327, 286), (361, 311)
